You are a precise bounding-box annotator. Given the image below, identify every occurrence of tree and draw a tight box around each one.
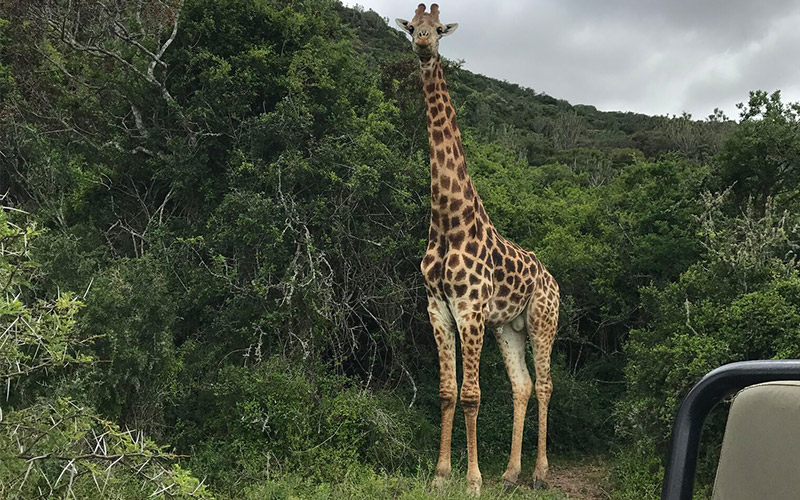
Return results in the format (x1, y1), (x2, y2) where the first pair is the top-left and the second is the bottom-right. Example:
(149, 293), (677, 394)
(0, 206), (210, 499)
(716, 90), (800, 213)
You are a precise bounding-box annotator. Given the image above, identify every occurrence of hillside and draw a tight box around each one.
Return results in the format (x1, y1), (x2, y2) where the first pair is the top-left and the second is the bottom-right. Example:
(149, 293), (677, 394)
(1, 1), (799, 499)
(339, 5), (733, 163)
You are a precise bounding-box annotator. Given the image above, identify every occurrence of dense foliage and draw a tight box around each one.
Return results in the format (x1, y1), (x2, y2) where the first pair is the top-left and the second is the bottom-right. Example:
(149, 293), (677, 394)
(1, 1), (798, 498)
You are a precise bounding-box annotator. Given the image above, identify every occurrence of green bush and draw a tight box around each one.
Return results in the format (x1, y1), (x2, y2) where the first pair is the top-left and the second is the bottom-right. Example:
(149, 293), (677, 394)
(175, 357), (435, 494)
(616, 249), (800, 493)
(0, 212), (210, 500)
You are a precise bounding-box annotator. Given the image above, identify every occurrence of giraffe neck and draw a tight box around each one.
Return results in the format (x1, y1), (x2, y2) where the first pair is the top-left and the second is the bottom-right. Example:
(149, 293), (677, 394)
(421, 56), (477, 230)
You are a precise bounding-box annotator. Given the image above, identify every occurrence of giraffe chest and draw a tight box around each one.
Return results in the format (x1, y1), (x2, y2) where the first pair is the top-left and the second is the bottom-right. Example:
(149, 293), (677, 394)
(421, 231), (539, 327)
(421, 242), (490, 301)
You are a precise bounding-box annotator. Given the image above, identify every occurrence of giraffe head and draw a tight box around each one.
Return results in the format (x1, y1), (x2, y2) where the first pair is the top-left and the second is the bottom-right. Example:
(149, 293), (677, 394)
(396, 3), (458, 60)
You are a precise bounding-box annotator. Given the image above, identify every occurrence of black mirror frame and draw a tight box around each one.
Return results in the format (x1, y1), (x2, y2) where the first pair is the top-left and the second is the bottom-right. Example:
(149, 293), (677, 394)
(661, 359), (800, 500)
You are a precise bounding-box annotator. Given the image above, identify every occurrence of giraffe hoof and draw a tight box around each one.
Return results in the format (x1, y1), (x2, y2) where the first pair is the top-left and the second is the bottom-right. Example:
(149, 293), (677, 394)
(466, 481), (481, 496)
(502, 479), (518, 490)
(431, 475), (448, 490)
(531, 478), (549, 490)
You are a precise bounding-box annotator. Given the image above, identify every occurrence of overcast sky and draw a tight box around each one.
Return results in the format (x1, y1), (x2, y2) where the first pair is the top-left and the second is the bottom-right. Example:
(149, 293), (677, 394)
(346, 1), (800, 119)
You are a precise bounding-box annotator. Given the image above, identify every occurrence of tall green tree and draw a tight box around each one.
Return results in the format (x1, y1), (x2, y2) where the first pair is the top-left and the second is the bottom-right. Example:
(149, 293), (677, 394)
(716, 90), (800, 212)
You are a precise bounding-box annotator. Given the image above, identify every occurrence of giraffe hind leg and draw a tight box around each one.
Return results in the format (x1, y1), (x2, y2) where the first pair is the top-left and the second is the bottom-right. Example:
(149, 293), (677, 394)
(527, 283), (558, 486)
(494, 321), (532, 487)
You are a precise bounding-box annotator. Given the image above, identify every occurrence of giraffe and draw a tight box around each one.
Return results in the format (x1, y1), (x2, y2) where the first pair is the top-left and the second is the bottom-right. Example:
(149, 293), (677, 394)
(396, 4), (560, 496)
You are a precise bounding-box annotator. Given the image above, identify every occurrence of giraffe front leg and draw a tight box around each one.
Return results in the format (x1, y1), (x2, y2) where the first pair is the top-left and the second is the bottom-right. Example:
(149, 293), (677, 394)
(457, 305), (486, 496)
(426, 294), (457, 490)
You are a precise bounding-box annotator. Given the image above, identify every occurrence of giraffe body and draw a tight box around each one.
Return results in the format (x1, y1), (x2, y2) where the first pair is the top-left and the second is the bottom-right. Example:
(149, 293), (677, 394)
(398, 4), (559, 496)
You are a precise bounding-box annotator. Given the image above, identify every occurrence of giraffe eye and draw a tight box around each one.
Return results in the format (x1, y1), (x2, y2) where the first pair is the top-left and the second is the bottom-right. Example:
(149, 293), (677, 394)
(436, 26), (443, 34)
(408, 25), (414, 34)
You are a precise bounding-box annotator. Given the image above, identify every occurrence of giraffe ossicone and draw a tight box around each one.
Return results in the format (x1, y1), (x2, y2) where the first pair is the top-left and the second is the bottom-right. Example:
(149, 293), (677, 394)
(397, 4), (560, 496)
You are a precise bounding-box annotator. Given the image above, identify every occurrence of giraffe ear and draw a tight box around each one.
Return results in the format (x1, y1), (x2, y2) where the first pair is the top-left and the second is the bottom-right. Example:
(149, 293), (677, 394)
(396, 18), (413, 35)
(439, 23), (458, 37)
